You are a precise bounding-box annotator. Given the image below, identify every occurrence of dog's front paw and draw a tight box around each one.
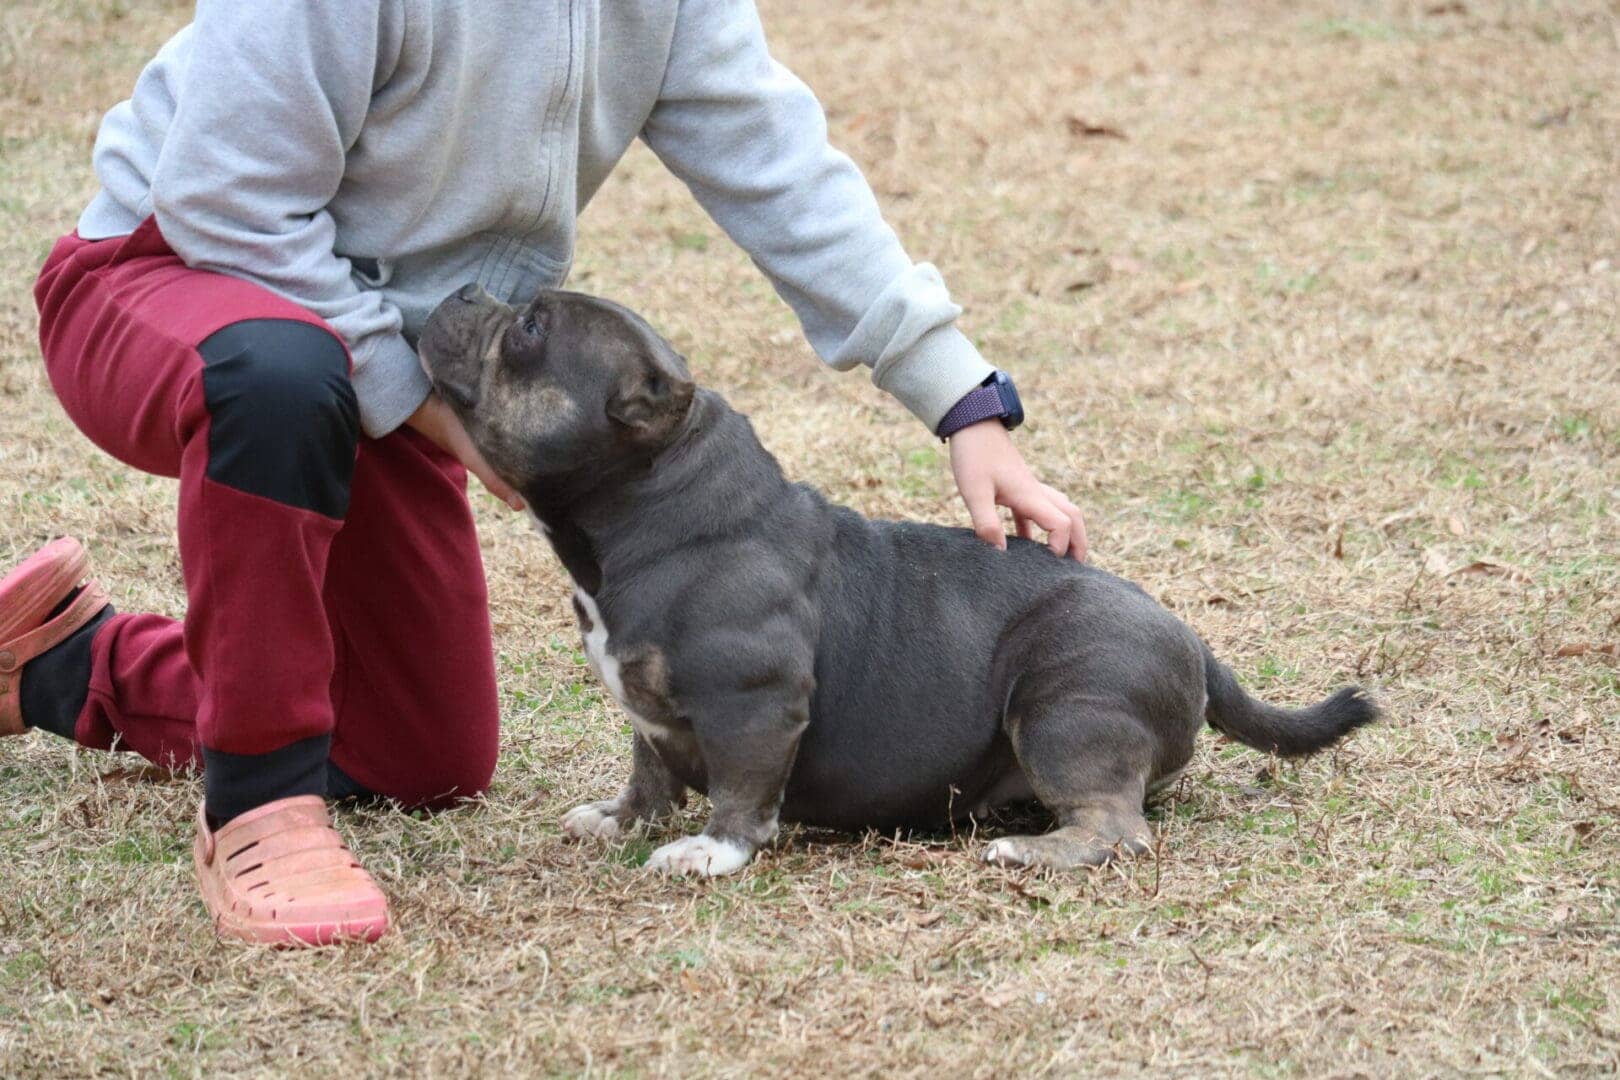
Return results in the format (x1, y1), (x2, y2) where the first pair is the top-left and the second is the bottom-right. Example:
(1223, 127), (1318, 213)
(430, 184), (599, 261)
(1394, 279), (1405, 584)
(644, 834), (753, 877)
(561, 799), (625, 840)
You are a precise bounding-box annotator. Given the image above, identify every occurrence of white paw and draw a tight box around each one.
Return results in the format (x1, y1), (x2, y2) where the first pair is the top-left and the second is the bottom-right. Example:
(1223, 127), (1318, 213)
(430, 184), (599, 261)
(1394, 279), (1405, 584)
(561, 800), (623, 840)
(644, 834), (753, 877)
(982, 839), (1026, 867)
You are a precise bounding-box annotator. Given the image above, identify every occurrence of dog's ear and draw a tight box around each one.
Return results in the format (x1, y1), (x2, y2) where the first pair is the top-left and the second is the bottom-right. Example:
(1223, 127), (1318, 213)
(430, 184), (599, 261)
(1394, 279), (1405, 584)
(607, 352), (694, 442)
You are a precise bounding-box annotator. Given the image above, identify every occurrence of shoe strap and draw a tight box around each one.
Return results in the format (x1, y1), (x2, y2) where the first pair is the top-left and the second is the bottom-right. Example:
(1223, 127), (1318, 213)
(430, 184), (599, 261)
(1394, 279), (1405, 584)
(0, 580), (111, 673)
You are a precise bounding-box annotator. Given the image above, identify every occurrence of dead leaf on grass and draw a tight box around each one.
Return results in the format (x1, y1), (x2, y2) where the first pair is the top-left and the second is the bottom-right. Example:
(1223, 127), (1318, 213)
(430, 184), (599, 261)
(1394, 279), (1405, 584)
(1425, 551), (1533, 583)
(1553, 642), (1618, 659)
(1424, 1), (1467, 14)
(1064, 255), (1112, 293)
(897, 849), (952, 870)
(1066, 116), (1127, 140)
(1449, 560), (1532, 583)
(912, 911), (946, 929)
(1494, 732), (1528, 757)
(1446, 515), (1467, 537)
(1004, 878), (1054, 906)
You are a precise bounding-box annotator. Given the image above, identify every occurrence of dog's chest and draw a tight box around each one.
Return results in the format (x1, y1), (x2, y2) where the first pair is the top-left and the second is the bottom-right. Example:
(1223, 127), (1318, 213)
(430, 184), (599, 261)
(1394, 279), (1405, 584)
(572, 588), (627, 703)
(570, 587), (681, 747)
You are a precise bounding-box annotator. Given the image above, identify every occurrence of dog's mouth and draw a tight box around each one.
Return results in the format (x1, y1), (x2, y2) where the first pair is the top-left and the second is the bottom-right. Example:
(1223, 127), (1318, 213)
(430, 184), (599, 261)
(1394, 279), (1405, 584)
(419, 285), (517, 410)
(417, 341), (479, 412)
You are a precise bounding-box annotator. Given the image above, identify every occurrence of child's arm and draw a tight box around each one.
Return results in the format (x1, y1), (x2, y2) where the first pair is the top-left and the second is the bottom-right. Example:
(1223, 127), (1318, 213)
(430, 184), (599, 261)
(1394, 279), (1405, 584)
(147, 3), (427, 442)
(146, 2), (517, 505)
(641, 1), (1087, 559)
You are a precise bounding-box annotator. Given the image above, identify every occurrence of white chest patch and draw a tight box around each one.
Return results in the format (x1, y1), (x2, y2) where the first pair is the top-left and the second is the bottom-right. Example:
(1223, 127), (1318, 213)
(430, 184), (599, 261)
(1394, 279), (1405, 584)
(531, 510), (663, 744)
(572, 585), (668, 748)
(573, 587), (627, 702)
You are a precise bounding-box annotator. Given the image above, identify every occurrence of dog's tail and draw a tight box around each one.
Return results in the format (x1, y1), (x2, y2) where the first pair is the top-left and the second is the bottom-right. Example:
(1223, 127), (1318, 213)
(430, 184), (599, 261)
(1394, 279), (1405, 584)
(1201, 644), (1377, 756)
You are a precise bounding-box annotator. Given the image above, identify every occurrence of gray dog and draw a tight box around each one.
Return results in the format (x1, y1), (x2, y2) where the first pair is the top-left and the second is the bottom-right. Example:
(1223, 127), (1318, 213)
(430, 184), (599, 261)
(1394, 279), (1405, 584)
(419, 285), (1376, 876)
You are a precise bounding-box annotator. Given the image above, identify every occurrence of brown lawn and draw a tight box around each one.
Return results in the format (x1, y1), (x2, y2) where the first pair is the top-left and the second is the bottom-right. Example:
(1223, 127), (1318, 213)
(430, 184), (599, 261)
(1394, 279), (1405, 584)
(1, 1), (1616, 1075)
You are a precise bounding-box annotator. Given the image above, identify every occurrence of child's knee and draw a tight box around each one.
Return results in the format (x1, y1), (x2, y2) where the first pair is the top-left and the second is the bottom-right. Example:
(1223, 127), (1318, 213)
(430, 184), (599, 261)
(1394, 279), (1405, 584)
(195, 319), (360, 518)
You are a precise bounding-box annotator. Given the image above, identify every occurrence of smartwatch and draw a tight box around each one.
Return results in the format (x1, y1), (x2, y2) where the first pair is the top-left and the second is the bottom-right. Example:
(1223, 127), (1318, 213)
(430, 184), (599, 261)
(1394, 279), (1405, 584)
(936, 370), (1025, 440)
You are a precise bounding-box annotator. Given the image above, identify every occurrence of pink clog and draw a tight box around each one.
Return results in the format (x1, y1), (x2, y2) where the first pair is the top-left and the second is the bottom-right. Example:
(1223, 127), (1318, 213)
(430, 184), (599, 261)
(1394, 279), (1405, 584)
(193, 795), (391, 946)
(0, 537), (110, 736)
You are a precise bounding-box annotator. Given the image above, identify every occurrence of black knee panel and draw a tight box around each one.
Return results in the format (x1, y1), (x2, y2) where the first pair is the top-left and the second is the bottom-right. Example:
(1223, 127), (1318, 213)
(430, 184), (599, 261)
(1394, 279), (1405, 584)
(198, 319), (360, 518)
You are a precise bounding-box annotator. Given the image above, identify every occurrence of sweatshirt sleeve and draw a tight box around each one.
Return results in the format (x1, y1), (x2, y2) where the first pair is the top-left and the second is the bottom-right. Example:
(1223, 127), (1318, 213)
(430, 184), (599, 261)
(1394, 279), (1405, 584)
(641, 1), (994, 432)
(149, 1), (429, 438)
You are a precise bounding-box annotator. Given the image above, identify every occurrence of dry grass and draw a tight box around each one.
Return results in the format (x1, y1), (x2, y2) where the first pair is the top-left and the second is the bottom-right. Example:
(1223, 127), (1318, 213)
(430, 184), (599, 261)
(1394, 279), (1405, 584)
(2, 0), (1618, 1075)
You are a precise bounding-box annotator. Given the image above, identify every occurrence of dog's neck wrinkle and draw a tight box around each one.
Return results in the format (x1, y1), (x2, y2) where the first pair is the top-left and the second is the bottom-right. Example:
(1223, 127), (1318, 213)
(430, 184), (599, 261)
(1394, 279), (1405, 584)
(565, 394), (796, 580)
(521, 392), (718, 523)
(525, 391), (824, 606)
(657, 388), (717, 463)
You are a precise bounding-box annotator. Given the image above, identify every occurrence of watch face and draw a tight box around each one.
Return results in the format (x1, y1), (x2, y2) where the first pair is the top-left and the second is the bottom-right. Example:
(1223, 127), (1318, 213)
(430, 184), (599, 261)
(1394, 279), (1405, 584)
(992, 371), (1025, 430)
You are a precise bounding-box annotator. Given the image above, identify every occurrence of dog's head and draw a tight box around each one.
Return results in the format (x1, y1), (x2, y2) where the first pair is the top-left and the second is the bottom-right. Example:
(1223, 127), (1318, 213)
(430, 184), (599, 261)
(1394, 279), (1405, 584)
(419, 285), (696, 499)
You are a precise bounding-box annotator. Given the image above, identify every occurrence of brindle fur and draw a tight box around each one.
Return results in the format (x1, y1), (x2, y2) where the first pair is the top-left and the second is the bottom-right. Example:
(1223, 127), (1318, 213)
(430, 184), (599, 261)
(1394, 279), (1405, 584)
(418, 285), (1377, 873)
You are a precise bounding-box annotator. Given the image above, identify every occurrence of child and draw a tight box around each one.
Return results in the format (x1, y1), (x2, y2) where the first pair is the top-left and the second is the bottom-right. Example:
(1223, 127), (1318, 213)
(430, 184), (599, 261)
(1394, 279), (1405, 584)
(7, 1), (1087, 945)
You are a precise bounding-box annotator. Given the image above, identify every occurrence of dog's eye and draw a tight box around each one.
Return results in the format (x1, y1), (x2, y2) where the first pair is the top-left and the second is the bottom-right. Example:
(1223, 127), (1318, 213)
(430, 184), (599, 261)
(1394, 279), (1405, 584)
(522, 313), (544, 336)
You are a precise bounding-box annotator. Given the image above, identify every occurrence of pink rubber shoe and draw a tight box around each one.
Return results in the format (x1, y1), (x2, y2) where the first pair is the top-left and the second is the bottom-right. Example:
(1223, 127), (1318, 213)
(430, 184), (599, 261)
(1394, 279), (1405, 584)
(193, 795), (391, 946)
(0, 537), (111, 736)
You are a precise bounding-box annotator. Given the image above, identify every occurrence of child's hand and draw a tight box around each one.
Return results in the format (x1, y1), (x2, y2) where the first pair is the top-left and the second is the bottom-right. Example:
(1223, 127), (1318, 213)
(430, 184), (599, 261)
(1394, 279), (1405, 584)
(949, 420), (1087, 561)
(406, 393), (526, 511)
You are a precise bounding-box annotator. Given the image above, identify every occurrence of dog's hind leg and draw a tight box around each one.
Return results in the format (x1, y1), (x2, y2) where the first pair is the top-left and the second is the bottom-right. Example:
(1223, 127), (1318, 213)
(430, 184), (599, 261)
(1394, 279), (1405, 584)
(982, 702), (1156, 871)
(981, 581), (1204, 870)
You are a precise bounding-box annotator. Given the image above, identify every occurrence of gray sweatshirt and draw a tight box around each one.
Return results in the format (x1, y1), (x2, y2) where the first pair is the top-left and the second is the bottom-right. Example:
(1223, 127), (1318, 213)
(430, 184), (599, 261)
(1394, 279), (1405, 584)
(78, 0), (995, 437)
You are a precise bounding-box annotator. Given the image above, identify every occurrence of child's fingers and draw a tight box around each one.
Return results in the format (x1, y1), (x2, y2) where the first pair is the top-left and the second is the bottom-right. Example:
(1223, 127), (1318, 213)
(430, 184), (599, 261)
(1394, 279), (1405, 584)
(1040, 484), (1089, 562)
(479, 468), (524, 510)
(1003, 486), (1069, 558)
(478, 468), (525, 510)
(449, 429), (524, 510)
(959, 477), (1007, 549)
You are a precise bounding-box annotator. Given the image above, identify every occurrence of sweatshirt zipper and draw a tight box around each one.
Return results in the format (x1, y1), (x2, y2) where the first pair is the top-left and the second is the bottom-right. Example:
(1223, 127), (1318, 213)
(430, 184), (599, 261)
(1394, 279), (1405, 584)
(489, 0), (580, 300)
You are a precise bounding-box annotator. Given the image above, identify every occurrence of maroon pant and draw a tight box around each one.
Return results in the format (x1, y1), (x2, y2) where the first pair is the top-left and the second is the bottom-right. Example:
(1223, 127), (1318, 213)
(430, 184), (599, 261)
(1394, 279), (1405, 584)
(33, 219), (499, 815)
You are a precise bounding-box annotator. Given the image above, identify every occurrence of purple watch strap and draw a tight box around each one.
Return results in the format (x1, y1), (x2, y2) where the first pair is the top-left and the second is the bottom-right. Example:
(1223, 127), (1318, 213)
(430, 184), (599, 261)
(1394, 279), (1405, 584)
(936, 383), (1006, 439)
